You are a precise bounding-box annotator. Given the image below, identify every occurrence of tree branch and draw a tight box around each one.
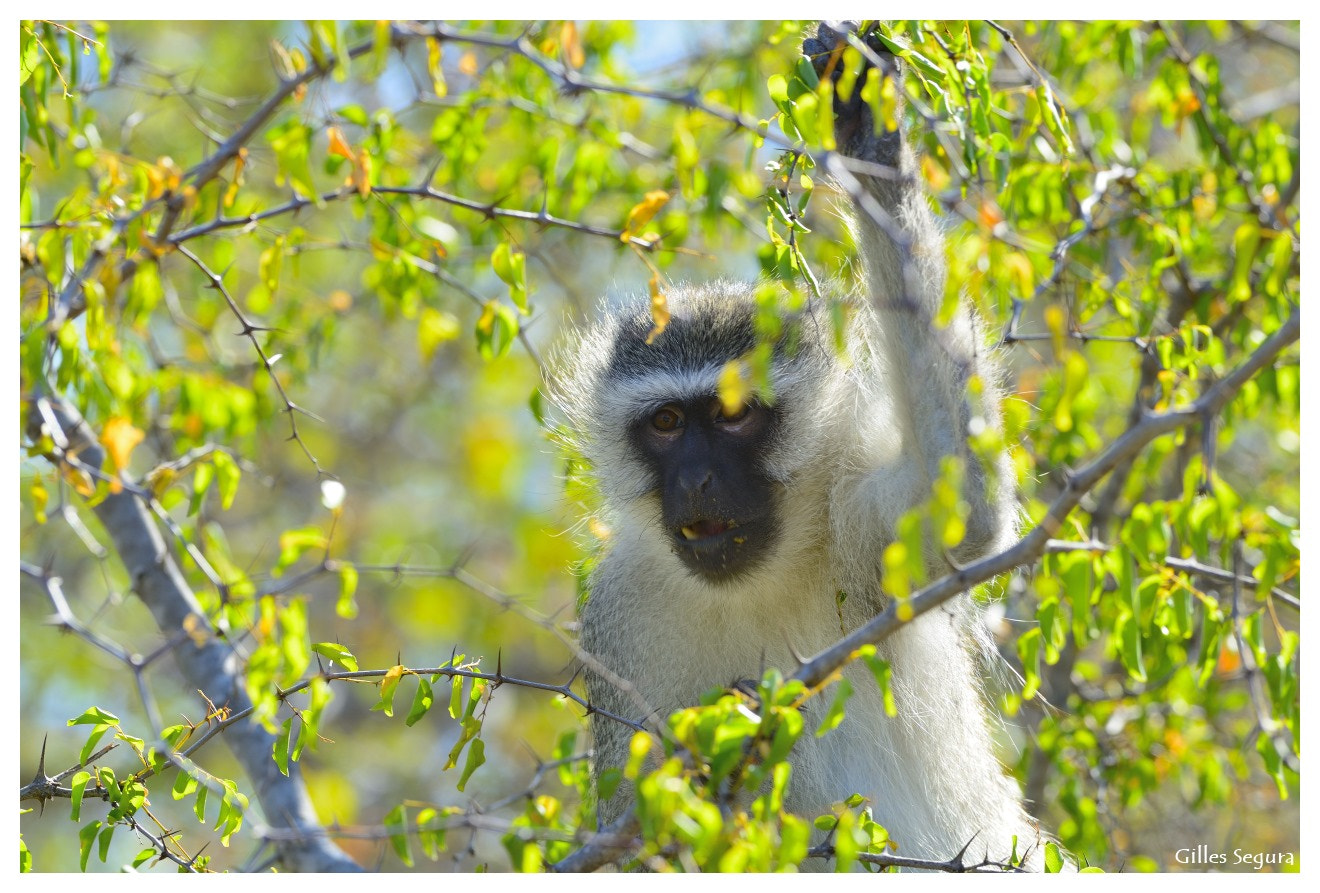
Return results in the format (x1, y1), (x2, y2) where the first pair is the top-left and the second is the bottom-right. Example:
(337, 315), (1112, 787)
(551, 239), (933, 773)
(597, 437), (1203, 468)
(792, 308), (1299, 689)
(29, 396), (362, 873)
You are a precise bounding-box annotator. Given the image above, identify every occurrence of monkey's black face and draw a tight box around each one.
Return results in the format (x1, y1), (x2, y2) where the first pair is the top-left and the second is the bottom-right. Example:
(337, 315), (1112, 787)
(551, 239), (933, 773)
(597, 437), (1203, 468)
(629, 396), (781, 584)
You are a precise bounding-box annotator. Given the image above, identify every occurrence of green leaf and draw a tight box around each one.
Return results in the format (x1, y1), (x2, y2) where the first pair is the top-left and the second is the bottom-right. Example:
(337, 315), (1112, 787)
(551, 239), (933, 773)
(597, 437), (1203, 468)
(69, 771), (91, 822)
(384, 804), (413, 867)
(20, 34), (41, 86)
(1230, 223), (1261, 303)
(97, 825), (114, 863)
(78, 821), (100, 873)
(77, 727), (111, 767)
(374, 665), (405, 717)
(418, 307), (461, 362)
(490, 242), (528, 313)
(448, 673), (464, 719)
(274, 718), (293, 776)
(336, 562), (359, 619)
(475, 300), (519, 360)
(266, 119), (323, 205)
(1017, 627), (1043, 699)
(1116, 614), (1147, 682)
(68, 706), (120, 726)
(859, 648), (897, 717)
(456, 737), (486, 792)
(311, 641), (358, 671)
(1044, 840), (1064, 872)
(171, 770), (197, 800)
(405, 676), (434, 727)
(815, 677), (853, 738)
(274, 526), (327, 574)
(212, 450), (240, 510)
(598, 767), (623, 802)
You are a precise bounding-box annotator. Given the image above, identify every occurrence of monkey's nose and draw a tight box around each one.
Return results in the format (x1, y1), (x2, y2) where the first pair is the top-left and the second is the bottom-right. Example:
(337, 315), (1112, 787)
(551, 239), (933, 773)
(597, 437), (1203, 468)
(677, 469), (713, 494)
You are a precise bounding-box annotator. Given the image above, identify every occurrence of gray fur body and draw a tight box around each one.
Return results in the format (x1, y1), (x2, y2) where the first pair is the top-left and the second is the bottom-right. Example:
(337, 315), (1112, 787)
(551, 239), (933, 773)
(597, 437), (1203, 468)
(549, 25), (1044, 869)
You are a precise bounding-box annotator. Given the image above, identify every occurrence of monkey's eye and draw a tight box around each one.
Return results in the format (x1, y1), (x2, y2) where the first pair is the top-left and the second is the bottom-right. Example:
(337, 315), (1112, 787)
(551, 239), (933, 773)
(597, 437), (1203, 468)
(651, 405), (685, 432)
(717, 401), (750, 424)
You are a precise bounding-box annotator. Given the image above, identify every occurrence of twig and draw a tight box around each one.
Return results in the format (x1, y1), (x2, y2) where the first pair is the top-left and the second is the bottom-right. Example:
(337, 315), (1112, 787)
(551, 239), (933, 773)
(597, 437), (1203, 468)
(793, 308), (1298, 688)
(28, 396), (362, 873)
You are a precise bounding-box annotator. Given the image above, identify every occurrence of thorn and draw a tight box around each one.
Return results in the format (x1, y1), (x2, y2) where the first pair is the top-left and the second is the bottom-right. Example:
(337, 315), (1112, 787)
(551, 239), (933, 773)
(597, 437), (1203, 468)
(422, 155), (443, 187)
(31, 734), (49, 785)
(284, 402), (324, 423)
(454, 540), (479, 571)
(784, 637), (808, 667)
(952, 832), (979, 871)
(942, 547), (967, 574)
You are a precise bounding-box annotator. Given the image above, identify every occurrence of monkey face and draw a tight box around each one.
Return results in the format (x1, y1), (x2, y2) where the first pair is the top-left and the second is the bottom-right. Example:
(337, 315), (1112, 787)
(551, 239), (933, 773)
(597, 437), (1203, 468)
(629, 396), (782, 583)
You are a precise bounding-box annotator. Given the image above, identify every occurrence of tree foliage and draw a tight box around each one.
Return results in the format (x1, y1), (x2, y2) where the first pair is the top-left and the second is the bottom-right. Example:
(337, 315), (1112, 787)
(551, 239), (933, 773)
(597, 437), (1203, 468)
(19, 20), (1298, 872)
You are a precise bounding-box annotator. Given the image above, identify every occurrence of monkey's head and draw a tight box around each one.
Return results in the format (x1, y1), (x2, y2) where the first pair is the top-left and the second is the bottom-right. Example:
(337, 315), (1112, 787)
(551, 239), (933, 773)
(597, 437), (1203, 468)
(549, 282), (840, 586)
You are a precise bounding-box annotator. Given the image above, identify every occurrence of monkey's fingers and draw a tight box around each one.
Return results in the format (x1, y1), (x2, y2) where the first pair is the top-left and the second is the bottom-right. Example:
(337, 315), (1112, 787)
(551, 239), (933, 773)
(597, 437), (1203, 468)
(801, 21), (905, 163)
(802, 21), (896, 82)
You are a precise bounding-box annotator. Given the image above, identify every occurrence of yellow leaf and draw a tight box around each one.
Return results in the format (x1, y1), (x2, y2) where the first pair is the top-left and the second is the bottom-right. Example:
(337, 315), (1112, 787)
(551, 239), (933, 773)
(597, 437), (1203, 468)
(426, 37), (446, 97)
(183, 613), (210, 647)
(352, 148), (372, 197)
(269, 39), (297, 79)
(978, 199), (1004, 230)
(920, 154), (950, 192)
(30, 474), (49, 524)
(146, 466), (176, 500)
(643, 274), (670, 344)
(1005, 251), (1034, 297)
(621, 190), (670, 243)
(717, 359), (750, 417)
(224, 148), (248, 209)
(327, 126), (354, 161)
(1043, 304), (1067, 358)
(102, 417), (144, 493)
(879, 74), (899, 131)
(560, 21), (585, 69)
(418, 307), (461, 361)
(60, 464), (94, 498)
(157, 156), (182, 192)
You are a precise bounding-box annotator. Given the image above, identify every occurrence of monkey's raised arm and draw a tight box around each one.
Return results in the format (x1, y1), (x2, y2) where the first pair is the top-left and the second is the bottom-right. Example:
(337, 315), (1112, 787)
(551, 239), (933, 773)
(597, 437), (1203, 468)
(806, 22), (1014, 564)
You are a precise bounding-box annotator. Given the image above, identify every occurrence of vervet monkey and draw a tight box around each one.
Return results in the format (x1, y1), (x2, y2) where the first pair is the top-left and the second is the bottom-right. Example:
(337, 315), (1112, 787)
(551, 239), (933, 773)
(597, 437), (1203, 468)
(551, 22), (1045, 868)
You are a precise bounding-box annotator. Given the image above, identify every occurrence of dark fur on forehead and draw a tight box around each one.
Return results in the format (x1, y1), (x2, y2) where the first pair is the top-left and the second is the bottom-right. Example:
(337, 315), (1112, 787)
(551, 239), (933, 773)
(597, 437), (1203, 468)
(605, 282), (824, 379)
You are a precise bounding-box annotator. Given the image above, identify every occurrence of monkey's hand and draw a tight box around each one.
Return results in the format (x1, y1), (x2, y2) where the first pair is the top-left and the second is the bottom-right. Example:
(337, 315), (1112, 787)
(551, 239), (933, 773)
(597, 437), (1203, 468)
(802, 21), (905, 167)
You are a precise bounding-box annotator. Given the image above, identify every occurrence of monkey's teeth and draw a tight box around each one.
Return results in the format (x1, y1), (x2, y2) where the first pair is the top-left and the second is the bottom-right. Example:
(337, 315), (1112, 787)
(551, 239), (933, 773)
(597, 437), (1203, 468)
(681, 526), (699, 541)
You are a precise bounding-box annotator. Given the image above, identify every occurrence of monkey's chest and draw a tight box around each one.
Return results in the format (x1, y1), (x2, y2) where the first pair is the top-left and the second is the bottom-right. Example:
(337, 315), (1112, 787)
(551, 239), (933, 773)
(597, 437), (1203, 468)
(639, 582), (855, 712)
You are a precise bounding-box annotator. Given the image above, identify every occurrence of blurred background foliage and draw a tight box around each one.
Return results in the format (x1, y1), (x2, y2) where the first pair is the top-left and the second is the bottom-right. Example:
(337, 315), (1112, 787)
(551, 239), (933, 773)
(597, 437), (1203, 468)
(19, 20), (1298, 872)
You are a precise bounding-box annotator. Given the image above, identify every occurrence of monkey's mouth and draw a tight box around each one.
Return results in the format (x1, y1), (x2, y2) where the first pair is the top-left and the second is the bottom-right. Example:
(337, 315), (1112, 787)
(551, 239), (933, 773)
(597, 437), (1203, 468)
(671, 517), (773, 584)
(679, 519), (736, 541)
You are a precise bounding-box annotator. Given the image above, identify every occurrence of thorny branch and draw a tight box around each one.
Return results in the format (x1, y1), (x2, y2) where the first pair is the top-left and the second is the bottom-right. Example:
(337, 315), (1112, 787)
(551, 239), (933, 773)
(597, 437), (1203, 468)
(23, 397), (362, 873)
(793, 307), (1299, 690)
(21, 19), (1299, 872)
